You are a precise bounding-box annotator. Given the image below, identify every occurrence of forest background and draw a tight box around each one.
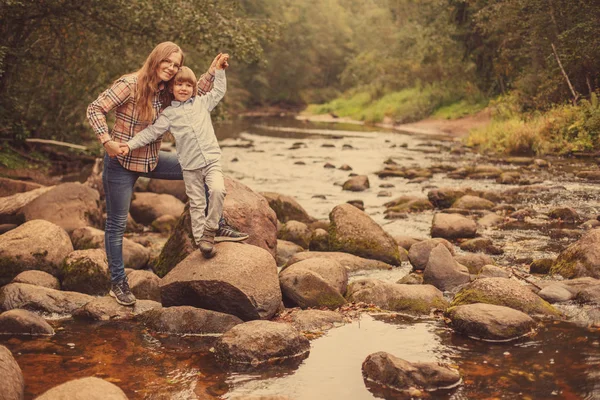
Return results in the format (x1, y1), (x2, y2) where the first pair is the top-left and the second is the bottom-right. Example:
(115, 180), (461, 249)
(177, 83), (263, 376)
(1, 0), (599, 160)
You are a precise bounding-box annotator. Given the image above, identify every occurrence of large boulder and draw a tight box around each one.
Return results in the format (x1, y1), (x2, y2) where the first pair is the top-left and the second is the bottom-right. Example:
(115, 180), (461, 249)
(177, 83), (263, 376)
(0, 309), (54, 335)
(160, 243), (282, 321)
(143, 306), (242, 334)
(551, 229), (600, 279)
(346, 279), (448, 315)
(454, 253), (495, 274)
(20, 182), (102, 232)
(431, 213), (477, 239)
(328, 204), (401, 265)
(362, 352), (461, 393)
(70, 227), (150, 270)
(146, 179), (187, 202)
(0, 283), (93, 315)
(72, 297), (161, 321)
(423, 244), (471, 292)
(214, 320), (310, 366)
(35, 377), (128, 400)
(12, 270), (60, 290)
(127, 270), (161, 302)
(408, 238), (454, 271)
(261, 192), (315, 223)
(0, 345), (24, 400)
(129, 192), (184, 225)
(278, 220), (312, 249)
(451, 278), (561, 317)
(0, 220), (73, 285)
(60, 249), (110, 295)
(285, 251), (393, 272)
(275, 240), (304, 267)
(279, 258), (348, 309)
(155, 177), (278, 277)
(446, 303), (536, 341)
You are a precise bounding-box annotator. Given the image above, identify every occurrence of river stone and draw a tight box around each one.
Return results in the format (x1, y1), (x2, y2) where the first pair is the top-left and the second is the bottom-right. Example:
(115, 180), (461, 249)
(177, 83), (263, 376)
(72, 297), (161, 321)
(35, 377), (128, 400)
(146, 178), (187, 202)
(451, 278), (561, 317)
(478, 265), (511, 279)
(529, 258), (554, 274)
(477, 213), (505, 228)
(0, 309), (54, 335)
(285, 251), (393, 272)
(431, 213), (477, 239)
(452, 195), (495, 210)
(260, 192), (315, 223)
(309, 228), (329, 252)
(423, 244), (471, 292)
(576, 285), (600, 305)
(394, 235), (422, 251)
(160, 243), (281, 321)
(127, 270), (161, 302)
(0, 177), (42, 197)
(427, 187), (475, 209)
(151, 214), (178, 234)
(276, 240), (304, 267)
(0, 283), (93, 315)
(288, 309), (345, 332)
(143, 306), (242, 334)
(328, 204), (401, 265)
(61, 249), (110, 295)
(214, 320), (310, 366)
(548, 207), (580, 223)
(20, 182), (102, 233)
(446, 303), (536, 341)
(0, 219), (74, 285)
(384, 196), (434, 213)
(342, 175), (369, 191)
(346, 279), (448, 314)
(454, 253), (495, 274)
(278, 220), (311, 249)
(0, 345), (24, 400)
(362, 352), (461, 392)
(576, 170), (600, 181)
(279, 258), (347, 309)
(551, 229), (600, 279)
(129, 192), (184, 225)
(70, 226), (150, 270)
(12, 270), (60, 290)
(497, 172), (521, 184)
(397, 272), (424, 285)
(537, 284), (574, 303)
(408, 238), (454, 271)
(459, 238), (504, 255)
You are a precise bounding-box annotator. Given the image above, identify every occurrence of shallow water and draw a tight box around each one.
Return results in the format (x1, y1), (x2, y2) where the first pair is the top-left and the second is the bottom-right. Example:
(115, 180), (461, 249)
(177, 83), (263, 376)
(2, 117), (600, 399)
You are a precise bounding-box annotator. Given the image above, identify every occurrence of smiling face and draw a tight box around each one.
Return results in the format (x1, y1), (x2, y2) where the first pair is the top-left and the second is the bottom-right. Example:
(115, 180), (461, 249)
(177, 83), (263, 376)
(172, 81), (194, 102)
(157, 51), (183, 82)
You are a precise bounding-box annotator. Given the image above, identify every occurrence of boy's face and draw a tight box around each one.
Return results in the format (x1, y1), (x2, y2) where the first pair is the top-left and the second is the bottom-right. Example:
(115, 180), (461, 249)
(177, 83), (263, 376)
(172, 81), (194, 102)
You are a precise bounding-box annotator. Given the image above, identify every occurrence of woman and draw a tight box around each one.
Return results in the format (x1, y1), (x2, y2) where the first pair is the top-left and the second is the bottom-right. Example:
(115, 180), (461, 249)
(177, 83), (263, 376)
(87, 42), (247, 306)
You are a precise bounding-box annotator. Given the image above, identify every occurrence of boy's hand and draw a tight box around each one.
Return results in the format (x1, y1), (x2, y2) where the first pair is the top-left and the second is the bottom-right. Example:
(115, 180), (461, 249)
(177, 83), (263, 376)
(118, 143), (130, 156)
(217, 54), (229, 70)
(208, 53), (223, 75)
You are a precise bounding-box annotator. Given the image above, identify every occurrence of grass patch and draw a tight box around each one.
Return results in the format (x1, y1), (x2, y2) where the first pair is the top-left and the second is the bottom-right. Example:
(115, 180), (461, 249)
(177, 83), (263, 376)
(433, 99), (488, 119)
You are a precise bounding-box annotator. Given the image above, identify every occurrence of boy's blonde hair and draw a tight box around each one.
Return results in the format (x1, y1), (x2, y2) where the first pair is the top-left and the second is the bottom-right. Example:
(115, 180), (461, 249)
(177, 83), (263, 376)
(170, 66), (197, 97)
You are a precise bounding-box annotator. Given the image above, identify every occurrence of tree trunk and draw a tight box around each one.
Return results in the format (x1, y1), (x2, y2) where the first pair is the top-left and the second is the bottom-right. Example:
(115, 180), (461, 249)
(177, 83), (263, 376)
(551, 43), (578, 105)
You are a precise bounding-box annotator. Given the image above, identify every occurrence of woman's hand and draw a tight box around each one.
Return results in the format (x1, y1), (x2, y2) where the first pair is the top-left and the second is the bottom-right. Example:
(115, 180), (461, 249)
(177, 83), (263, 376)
(104, 141), (123, 158)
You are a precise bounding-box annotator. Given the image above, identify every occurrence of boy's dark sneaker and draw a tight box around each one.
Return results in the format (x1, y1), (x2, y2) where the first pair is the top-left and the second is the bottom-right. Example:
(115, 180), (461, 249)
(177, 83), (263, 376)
(109, 278), (136, 306)
(199, 229), (217, 258)
(215, 223), (249, 243)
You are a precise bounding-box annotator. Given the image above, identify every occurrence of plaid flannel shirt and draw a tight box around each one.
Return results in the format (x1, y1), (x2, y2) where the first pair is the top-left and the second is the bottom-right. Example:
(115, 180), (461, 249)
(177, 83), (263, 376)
(87, 72), (215, 173)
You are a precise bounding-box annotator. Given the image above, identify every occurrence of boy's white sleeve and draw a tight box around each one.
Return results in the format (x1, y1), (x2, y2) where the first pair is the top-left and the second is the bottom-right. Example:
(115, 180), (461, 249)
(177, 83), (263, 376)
(197, 69), (226, 112)
(127, 114), (171, 150)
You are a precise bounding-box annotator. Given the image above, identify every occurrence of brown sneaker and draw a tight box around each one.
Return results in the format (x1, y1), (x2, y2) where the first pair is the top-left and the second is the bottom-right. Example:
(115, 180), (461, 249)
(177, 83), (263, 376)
(199, 229), (217, 258)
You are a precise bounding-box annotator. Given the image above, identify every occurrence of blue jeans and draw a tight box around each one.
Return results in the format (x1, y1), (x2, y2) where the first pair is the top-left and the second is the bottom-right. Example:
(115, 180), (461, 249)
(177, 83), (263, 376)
(103, 152), (225, 283)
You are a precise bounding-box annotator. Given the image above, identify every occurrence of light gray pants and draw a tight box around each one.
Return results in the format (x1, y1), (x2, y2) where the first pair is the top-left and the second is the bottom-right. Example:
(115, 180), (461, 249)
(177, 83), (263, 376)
(182, 162), (226, 245)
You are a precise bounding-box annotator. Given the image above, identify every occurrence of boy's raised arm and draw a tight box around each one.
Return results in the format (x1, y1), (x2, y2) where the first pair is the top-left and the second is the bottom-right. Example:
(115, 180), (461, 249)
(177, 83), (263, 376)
(126, 114), (171, 151)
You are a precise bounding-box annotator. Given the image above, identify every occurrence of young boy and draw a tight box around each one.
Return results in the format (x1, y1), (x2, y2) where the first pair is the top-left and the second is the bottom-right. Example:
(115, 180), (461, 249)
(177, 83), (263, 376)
(122, 55), (230, 258)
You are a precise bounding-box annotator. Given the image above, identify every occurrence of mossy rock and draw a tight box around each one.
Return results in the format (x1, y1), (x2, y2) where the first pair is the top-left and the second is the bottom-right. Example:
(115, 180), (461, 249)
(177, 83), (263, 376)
(550, 229), (600, 279)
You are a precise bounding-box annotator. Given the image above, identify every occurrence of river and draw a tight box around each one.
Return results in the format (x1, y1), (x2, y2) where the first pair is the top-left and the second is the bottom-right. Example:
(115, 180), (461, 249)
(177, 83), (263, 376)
(1, 117), (599, 399)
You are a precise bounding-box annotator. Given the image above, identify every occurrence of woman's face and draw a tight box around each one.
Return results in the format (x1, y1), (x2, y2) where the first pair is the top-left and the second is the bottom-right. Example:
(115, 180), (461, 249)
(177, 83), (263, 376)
(157, 51), (182, 82)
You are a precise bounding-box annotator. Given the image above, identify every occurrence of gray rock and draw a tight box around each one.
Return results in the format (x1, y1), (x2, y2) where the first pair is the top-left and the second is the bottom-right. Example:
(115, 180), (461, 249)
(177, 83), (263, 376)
(0, 309), (54, 335)
(146, 179), (187, 202)
(260, 192), (315, 224)
(214, 320), (310, 366)
(35, 377), (128, 400)
(143, 306), (242, 334)
(0, 219), (73, 285)
(276, 240), (304, 267)
(328, 204), (401, 265)
(362, 352), (461, 392)
(459, 238), (503, 255)
(342, 175), (369, 191)
(285, 251), (393, 272)
(551, 229), (600, 279)
(160, 243), (282, 321)
(446, 303), (536, 341)
(423, 244), (471, 292)
(538, 284), (574, 303)
(129, 192), (184, 225)
(431, 213), (477, 239)
(127, 270), (161, 302)
(478, 265), (511, 279)
(408, 238), (454, 271)
(455, 253), (495, 274)
(0, 345), (24, 400)
(309, 228), (330, 251)
(288, 309), (344, 332)
(61, 249), (110, 295)
(452, 195), (495, 210)
(12, 270), (60, 290)
(346, 279), (447, 315)
(72, 297), (161, 321)
(396, 273), (423, 285)
(0, 283), (93, 315)
(278, 220), (312, 249)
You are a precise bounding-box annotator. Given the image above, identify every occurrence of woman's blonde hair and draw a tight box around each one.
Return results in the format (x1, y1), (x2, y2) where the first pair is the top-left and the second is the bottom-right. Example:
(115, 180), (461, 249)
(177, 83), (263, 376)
(135, 41), (184, 122)
(169, 66), (198, 97)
